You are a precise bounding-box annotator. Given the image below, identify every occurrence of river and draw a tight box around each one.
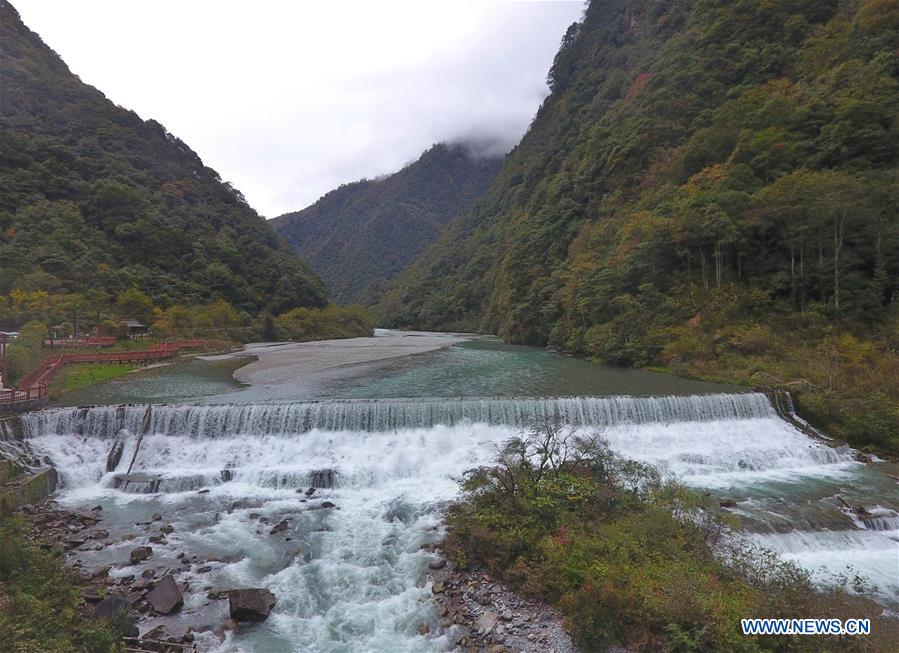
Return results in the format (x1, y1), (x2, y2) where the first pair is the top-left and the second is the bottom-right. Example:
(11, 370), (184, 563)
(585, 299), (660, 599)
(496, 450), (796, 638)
(13, 330), (899, 651)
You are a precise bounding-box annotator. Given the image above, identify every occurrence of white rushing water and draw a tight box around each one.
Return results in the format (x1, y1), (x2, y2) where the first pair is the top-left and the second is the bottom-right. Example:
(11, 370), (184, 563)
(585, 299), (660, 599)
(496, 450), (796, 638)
(19, 392), (899, 650)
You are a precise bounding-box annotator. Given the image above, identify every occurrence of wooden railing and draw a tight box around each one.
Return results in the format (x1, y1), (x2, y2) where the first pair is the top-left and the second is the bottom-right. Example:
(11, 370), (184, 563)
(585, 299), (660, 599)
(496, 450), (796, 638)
(2, 340), (205, 406)
(0, 383), (48, 404)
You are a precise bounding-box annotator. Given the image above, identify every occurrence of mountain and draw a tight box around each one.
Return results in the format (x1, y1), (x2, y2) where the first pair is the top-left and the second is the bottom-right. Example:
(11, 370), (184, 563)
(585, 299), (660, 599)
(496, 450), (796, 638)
(382, 0), (898, 452)
(0, 0), (326, 315)
(271, 143), (501, 305)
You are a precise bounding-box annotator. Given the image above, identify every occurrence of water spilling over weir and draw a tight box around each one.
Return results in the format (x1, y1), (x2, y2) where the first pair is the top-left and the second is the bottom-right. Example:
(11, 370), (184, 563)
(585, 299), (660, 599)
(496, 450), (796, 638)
(21, 392), (778, 437)
(17, 391), (899, 650)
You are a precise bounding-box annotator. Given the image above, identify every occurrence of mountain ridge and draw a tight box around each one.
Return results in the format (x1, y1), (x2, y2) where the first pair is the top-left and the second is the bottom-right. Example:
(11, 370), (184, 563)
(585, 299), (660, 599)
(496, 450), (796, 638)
(0, 0), (326, 315)
(379, 0), (899, 453)
(272, 142), (501, 304)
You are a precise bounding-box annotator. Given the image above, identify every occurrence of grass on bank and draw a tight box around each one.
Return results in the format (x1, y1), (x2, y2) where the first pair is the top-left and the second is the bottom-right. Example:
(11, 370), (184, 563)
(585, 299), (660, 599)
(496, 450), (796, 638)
(0, 516), (121, 653)
(444, 420), (899, 653)
(49, 363), (136, 396)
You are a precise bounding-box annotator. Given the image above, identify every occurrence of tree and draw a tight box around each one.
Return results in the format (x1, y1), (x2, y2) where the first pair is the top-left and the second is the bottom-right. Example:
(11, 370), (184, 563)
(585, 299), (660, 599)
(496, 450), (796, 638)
(115, 287), (154, 324)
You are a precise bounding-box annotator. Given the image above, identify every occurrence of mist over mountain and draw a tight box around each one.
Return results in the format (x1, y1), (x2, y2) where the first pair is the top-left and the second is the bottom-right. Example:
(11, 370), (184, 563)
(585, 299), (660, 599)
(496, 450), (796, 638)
(272, 143), (502, 305)
(380, 0), (898, 453)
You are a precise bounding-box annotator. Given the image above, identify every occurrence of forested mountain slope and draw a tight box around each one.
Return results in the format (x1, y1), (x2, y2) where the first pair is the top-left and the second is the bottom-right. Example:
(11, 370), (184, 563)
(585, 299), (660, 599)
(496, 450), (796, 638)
(0, 1), (326, 315)
(382, 0), (899, 453)
(272, 144), (501, 305)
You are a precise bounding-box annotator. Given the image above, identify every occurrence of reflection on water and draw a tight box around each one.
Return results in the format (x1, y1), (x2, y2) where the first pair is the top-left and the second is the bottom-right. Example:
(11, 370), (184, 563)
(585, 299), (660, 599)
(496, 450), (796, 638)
(336, 339), (739, 399)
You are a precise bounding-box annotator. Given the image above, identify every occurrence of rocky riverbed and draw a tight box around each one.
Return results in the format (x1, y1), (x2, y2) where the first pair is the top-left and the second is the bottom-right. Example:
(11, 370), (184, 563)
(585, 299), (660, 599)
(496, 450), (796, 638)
(16, 497), (592, 653)
(13, 501), (278, 652)
(424, 550), (577, 653)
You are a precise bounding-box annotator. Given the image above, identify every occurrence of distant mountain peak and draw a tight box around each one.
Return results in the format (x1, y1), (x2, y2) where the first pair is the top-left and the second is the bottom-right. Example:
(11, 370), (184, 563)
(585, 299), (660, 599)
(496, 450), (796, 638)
(272, 142), (502, 305)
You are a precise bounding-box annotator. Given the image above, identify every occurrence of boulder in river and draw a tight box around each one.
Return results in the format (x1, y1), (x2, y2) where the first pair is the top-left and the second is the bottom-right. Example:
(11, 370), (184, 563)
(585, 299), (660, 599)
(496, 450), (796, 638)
(129, 545), (152, 564)
(146, 575), (183, 614)
(227, 588), (277, 622)
(719, 498), (738, 508)
(270, 519), (289, 534)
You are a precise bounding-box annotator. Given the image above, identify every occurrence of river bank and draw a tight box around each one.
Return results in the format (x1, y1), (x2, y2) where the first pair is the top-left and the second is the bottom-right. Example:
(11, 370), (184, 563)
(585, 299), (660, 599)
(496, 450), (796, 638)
(8, 331), (898, 651)
(9, 500), (204, 649)
(426, 554), (579, 653)
(203, 330), (469, 402)
(8, 493), (335, 651)
(7, 496), (585, 653)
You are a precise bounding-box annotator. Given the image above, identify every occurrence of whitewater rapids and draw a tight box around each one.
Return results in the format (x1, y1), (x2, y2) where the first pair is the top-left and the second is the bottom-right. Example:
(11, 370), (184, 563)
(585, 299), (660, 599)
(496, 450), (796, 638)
(14, 392), (899, 650)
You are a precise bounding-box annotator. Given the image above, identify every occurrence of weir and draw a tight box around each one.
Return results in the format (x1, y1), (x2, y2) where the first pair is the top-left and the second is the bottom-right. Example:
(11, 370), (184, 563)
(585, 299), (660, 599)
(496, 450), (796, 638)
(18, 392), (777, 439)
(17, 389), (899, 611)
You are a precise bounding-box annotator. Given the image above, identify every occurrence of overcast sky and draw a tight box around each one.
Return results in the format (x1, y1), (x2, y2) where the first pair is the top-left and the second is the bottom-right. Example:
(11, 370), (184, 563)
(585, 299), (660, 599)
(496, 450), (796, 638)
(15, 0), (583, 217)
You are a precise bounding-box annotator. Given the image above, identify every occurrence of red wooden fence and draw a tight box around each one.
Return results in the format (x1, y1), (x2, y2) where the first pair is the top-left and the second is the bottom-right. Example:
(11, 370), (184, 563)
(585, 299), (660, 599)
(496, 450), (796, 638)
(3, 340), (204, 406)
(0, 383), (48, 404)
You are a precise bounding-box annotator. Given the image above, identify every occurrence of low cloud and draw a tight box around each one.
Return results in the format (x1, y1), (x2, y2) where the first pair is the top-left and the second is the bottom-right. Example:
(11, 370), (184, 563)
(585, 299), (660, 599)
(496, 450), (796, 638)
(15, 0), (584, 216)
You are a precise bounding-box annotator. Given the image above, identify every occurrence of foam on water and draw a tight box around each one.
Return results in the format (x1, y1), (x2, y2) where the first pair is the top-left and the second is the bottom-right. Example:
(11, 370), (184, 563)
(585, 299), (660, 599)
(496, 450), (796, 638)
(20, 393), (899, 649)
(30, 422), (518, 652)
(750, 529), (899, 604)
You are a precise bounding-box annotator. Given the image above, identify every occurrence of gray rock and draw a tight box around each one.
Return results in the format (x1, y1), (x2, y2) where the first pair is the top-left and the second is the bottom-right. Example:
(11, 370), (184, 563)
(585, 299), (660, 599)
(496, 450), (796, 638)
(476, 611), (498, 633)
(270, 519), (289, 534)
(146, 575), (183, 614)
(129, 546), (152, 564)
(227, 588), (277, 622)
(428, 558), (446, 570)
(229, 499), (263, 513)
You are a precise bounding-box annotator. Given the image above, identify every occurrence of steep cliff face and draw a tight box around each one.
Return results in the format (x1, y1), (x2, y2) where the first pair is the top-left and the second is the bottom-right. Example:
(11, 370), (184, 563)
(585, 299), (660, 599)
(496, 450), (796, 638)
(272, 143), (501, 305)
(0, 1), (326, 313)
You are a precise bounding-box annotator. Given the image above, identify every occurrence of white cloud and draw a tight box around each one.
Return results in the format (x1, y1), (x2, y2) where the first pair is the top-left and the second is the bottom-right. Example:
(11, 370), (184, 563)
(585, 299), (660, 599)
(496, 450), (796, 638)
(14, 0), (583, 216)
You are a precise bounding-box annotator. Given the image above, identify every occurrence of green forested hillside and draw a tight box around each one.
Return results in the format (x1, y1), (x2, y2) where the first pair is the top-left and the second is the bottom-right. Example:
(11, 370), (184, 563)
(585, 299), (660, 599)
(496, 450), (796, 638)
(0, 1), (326, 319)
(272, 143), (501, 305)
(382, 0), (899, 453)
